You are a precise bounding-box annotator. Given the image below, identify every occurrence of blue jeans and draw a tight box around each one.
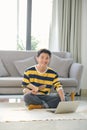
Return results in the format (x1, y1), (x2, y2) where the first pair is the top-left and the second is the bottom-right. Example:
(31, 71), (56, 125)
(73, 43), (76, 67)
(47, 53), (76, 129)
(24, 93), (61, 108)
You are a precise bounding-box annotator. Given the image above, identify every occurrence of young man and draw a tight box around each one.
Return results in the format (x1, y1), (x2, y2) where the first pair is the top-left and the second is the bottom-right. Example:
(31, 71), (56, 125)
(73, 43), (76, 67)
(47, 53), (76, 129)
(22, 49), (65, 110)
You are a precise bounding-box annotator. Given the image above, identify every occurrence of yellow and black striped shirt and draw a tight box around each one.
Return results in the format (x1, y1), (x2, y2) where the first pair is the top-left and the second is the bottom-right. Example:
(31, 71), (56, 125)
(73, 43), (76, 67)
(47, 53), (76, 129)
(22, 66), (62, 95)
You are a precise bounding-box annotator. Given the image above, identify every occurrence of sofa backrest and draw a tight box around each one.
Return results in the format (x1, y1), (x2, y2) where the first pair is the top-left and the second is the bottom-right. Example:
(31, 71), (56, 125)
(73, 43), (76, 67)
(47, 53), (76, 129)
(0, 50), (72, 77)
(53, 52), (72, 58)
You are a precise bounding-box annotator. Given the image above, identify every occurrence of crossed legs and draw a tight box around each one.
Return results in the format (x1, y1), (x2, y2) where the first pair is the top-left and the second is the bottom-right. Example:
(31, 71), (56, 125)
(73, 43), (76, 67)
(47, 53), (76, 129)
(24, 93), (61, 109)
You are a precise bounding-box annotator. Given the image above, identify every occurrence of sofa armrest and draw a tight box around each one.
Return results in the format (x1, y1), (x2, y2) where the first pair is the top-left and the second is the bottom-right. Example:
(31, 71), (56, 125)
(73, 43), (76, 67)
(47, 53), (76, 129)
(69, 63), (83, 84)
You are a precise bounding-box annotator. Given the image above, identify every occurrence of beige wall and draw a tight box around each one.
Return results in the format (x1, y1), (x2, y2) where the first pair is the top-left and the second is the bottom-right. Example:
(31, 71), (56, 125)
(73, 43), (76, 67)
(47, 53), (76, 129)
(81, 0), (87, 89)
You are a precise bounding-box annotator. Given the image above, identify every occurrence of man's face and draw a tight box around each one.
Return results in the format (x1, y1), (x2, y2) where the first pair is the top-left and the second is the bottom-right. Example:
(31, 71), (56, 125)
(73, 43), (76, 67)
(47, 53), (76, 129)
(36, 53), (51, 67)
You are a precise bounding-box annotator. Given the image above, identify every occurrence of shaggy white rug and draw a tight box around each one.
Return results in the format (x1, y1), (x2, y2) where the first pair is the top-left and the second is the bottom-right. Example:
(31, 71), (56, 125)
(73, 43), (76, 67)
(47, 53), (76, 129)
(0, 101), (87, 122)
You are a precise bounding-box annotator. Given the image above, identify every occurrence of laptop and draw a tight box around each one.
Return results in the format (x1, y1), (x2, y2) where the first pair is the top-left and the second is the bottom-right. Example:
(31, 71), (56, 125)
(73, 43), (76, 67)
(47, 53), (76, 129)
(47, 101), (80, 114)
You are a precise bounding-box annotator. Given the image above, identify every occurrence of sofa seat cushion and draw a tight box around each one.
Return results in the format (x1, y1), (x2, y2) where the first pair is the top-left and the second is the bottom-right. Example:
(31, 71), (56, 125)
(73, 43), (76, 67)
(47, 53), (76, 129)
(59, 78), (78, 87)
(0, 77), (77, 88)
(0, 77), (22, 87)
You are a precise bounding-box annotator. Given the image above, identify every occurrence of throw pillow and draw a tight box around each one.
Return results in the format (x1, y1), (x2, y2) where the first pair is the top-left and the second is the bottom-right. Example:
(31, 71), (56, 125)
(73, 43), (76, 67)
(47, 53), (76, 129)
(0, 59), (9, 77)
(49, 54), (73, 78)
(14, 56), (36, 76)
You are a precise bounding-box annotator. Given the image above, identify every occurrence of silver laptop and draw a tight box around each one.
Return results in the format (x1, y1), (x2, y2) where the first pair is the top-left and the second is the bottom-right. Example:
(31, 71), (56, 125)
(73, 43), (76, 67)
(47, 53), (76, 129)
(47, 101), (80, 114)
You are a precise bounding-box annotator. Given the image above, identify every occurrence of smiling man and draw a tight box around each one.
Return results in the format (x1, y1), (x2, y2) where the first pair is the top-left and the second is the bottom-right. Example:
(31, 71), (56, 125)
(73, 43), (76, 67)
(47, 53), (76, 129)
(22, 48), (65, 110)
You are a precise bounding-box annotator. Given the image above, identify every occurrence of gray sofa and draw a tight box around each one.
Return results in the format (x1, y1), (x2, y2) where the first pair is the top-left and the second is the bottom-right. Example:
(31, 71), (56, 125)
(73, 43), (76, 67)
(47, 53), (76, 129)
(0, 50), (83, 99)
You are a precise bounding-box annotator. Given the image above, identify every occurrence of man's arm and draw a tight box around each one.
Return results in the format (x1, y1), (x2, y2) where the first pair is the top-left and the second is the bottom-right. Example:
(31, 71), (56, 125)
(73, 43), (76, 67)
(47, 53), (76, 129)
(56, 87), (65, 101)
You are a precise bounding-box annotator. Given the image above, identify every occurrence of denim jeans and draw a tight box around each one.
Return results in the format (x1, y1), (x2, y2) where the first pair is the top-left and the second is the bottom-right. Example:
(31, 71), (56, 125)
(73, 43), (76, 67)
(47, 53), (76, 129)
(24, 93), (61, 108)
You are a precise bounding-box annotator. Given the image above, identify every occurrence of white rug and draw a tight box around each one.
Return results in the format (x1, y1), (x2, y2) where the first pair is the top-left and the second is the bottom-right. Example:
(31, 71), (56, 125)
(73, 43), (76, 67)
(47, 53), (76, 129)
(0, 101), (87, 122)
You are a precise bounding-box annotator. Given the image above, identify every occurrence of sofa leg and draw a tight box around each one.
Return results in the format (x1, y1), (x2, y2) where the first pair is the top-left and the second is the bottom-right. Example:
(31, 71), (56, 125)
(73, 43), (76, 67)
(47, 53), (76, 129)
(71, 92), (75, 101)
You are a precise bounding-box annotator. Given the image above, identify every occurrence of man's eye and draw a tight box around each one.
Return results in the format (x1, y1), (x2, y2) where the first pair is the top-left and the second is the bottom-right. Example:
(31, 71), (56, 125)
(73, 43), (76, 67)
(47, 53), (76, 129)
(46, 57), (49, 60)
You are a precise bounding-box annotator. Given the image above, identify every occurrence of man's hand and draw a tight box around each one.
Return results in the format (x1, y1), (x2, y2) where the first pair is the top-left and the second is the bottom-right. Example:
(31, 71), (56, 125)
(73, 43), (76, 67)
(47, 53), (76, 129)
(27, 84), (46, 92)
(39, 85), (46, 91)
(32, 86), (39, 93)
(27, 84), (39, 92)
(23, 88), (32, 94)
(26, 84), (46, 95)
(26, 83), (39, 94)
(31, 85), (46, 94)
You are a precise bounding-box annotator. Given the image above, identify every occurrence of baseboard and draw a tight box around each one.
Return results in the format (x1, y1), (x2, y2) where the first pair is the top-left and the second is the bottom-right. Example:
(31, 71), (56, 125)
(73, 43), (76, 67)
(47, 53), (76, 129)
(81, 89), (87, 96)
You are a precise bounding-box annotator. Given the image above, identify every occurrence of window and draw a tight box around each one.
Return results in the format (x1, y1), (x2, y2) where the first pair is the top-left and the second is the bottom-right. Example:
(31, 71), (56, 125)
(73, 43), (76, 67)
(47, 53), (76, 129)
(0, 0), (27, 50)
(17, 0), (27, 50)
(0, 0), (17, 50)
(31, 0), (53, 50)
(0, 0), (52, 50)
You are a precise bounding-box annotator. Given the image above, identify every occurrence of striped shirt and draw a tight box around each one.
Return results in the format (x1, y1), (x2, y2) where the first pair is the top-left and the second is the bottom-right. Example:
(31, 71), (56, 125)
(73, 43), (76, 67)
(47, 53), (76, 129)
(22, 65), (62, 95)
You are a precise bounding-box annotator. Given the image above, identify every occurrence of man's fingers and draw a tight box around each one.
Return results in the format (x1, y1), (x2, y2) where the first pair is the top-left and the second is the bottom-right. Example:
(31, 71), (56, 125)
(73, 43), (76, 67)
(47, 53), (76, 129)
(39, 85), (46, 90)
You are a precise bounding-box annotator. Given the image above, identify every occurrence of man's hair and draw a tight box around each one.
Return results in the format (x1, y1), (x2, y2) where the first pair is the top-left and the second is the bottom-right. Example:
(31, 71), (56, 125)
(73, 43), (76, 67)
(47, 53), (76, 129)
(37, 49), (51, 57)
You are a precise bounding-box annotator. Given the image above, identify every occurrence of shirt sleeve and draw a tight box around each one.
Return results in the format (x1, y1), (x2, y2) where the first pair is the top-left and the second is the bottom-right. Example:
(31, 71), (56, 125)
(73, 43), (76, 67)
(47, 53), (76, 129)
(21, 71), (30, 88)
(53, 74), (62, 90)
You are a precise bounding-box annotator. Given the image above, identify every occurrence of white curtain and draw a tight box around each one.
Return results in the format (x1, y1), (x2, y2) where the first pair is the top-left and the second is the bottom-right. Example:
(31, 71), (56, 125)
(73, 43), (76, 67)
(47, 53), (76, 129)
(49, 0), (59, 51)
(69, 0), (82, 62)
(49, 0), (82, 62)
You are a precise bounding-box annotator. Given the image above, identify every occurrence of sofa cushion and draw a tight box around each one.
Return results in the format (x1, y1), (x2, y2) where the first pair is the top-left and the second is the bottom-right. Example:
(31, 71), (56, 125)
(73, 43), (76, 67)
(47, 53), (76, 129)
(0, 59), (9, 77)
(0, 77), (22, 86)
(14, 56), (36, 76)
(49, 54), (73, 78)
